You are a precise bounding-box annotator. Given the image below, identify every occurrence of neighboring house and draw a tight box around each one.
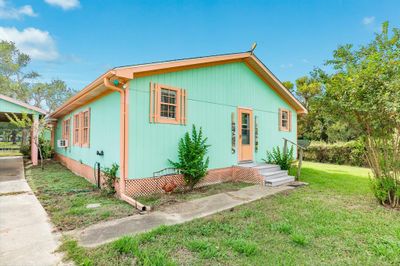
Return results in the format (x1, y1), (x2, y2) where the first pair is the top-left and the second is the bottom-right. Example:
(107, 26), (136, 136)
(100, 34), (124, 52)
(0, 94), (47, 165)
(49, 51), (307, 200)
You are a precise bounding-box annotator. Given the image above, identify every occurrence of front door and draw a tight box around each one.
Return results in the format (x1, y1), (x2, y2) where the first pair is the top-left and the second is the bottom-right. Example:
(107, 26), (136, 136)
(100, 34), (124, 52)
(238, 108), (253, 162)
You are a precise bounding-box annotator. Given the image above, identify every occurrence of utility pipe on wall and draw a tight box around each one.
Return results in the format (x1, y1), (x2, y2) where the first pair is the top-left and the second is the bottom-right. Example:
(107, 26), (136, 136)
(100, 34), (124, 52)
(103, 77), (149, 211)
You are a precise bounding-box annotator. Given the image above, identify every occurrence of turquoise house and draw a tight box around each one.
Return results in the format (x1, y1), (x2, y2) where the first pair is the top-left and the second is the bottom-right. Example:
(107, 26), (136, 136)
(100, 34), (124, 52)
(50, 52), (307, 201)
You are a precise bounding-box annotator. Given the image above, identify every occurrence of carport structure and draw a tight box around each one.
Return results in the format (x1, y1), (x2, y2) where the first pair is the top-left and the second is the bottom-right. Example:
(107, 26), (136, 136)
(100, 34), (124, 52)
(0, 94), (47, 165)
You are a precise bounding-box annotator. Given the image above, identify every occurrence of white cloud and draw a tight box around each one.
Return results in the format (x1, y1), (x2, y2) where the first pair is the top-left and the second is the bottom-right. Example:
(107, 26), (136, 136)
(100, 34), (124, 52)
(362, 16), (375, 25)
(44, 0), (80, 10)
(302, 59), (310, 64)
(0, 0), (37, 19)
(0, 27), (59, 61)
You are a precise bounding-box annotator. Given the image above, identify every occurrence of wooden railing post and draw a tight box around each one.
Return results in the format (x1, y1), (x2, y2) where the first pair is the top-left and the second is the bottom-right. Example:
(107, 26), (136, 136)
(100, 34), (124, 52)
(296, 148), (303, 181)
(283, 139), (288, 155)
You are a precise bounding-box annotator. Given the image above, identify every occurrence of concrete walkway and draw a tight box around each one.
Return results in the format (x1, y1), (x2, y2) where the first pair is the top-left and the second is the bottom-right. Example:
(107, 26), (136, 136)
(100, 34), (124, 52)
(73, 184), (295, 247)
(0, 156), (63, 266)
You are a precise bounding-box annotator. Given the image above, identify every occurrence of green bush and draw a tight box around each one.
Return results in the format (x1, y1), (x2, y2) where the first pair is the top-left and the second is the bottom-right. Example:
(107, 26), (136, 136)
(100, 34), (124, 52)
(20, 144), (30, 157)
(39, 137), (54, 159)
(264, 146), (294, 170)
(371, 176), (400, 207)
(169, 125), (210, 191)
(303, 140), (366, 167)
(102, 163), (119, 195)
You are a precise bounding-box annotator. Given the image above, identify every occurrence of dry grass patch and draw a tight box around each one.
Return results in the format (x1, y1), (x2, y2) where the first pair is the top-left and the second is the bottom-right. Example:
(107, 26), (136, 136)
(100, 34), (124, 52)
(26, 160), (135, 231)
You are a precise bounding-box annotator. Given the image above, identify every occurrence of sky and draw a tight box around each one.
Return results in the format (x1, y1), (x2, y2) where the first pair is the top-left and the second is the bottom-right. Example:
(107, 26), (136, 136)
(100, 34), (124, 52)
(1, 0), (399, 91)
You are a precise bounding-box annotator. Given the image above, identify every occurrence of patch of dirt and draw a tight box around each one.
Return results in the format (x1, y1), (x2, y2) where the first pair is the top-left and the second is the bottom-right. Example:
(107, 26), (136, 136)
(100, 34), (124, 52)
(0, 191), (29, 196)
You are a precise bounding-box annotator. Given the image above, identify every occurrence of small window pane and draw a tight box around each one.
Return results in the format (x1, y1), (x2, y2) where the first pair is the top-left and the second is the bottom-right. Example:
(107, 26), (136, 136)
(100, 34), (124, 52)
(241, 113), (250, 145)
(161, 89), (176, 104)
(282, 111), (288, 120)
(168, 105), (176, 118)
(160, 104), (169, 117)
(242, 129), (250, 144)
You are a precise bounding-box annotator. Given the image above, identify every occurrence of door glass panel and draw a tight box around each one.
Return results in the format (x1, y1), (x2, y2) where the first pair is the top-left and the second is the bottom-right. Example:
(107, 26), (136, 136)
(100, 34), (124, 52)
(241, 113), (250, 145)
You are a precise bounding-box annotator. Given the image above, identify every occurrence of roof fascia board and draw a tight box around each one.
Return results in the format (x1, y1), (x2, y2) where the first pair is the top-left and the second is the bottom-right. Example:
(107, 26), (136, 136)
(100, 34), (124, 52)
(0, 94), (47, 114)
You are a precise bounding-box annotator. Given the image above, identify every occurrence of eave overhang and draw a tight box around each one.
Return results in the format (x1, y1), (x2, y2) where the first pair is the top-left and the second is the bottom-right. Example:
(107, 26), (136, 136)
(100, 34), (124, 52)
(50, 52), (307, 119)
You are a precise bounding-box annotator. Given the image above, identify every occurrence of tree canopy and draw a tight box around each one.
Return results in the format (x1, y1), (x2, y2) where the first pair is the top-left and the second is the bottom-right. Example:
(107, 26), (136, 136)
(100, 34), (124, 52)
(0, 41), (76, 112)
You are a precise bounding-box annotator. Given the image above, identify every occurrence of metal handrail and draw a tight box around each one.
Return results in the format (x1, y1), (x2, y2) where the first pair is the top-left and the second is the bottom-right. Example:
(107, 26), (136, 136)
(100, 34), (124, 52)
(153, 167), (181, 178)
(282, 138), (305, 181)
(282, 138), (307, 150)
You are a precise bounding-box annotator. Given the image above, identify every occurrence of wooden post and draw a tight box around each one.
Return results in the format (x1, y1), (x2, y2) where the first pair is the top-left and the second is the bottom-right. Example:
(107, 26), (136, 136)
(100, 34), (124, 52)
(283, 138), (288, 154)
(296, 148), (303, 181)
(31, 114), (39, 166)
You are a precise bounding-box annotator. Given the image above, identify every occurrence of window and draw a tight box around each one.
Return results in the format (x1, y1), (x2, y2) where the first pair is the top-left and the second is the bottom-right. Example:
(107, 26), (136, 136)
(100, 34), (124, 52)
(150, 83), (187, 124)
(62, 118), (70, 146)
(279, 108), (292, 132)
(241, 113), (250, 144)
(160, 89), (177, 119)
(82, 109), (90, 147)
(73, 113), (80, 145)
(71, 108), (90, 147)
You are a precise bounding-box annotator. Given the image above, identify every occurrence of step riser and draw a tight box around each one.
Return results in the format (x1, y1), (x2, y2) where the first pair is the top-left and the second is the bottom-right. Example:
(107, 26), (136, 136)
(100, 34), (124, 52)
(263, 172), (288, 180)
(236, 162), (294, 187)
(259, 167), (283, 174)
(265, 176), (295, 187)
(257, 166), (281, 172)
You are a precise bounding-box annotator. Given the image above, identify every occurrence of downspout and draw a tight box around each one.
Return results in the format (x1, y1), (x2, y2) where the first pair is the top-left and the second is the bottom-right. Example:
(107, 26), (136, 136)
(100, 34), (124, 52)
(103, 77), (149, 211)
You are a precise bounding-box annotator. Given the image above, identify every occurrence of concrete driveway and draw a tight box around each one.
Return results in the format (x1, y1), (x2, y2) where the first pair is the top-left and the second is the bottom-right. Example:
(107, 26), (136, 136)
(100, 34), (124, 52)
(0, 156), (63, 266)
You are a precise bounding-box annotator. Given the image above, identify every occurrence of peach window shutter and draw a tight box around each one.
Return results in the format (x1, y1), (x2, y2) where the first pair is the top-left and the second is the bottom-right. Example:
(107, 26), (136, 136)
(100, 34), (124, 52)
(278, 108), (282, 131)
(289, 110), (292, 132)
(66, 118), (71, 147)
(180, 89), (187, 125)
(72, 115), (79, 145)
(87, 108), (91, 147)
(80, 112), (84, 146)
(149, 82), (155, 123)
(62, 121), (65, 139)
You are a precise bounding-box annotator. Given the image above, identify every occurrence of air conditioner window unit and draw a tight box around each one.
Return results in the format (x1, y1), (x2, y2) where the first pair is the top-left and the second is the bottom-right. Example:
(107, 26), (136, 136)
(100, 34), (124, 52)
(57, 139), (68, 148)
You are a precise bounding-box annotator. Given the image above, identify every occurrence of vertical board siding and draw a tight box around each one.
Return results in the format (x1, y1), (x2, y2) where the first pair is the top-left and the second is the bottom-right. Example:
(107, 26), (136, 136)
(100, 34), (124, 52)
(54, 92), (121, 175)
(128, 62), (297, 179)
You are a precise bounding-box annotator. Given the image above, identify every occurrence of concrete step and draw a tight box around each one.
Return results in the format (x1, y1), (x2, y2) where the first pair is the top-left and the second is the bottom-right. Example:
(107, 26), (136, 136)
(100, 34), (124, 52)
(237, 161), (257, 168)
(261, 170), (288, 180)
(257, 165), (281, 172)
(265, 176), (295, 187)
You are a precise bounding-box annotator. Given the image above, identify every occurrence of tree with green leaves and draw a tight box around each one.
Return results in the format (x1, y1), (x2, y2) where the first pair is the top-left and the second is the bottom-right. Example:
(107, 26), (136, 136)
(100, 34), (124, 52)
(31, 80), (75, 112)
(6, 113), (51, 169)
(0, 41), (75, 112)
(0, 41), (38, 102)
(169, 125), (210, 191)
(323, 22), (400, 208)
(282, 81), (294, 93)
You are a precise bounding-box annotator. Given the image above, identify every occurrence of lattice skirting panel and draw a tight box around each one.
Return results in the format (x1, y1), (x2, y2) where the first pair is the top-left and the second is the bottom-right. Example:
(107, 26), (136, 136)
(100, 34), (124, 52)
(232, 166), (264, 185)
(54, 154), (265, 198)
(124, 166), (264, 198)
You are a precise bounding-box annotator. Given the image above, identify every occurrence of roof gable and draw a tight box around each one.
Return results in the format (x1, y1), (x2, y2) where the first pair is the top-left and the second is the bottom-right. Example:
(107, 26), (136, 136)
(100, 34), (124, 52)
(50, 52), (307, 118)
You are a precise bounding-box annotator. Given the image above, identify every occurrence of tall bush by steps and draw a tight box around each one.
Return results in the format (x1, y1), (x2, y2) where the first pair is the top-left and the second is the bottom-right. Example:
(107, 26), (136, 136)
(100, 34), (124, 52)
(264, 146), (294, 171)
(169, 125), (210, 191)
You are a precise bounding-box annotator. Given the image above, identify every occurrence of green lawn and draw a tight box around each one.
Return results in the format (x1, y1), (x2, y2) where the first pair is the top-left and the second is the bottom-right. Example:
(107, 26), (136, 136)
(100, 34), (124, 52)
(0, 151), (22, 157)
(0, 141), (20, 148)
(26, 160), (135, 231)
(60, 162), (400, 265)
(137, 182), (252, 209)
